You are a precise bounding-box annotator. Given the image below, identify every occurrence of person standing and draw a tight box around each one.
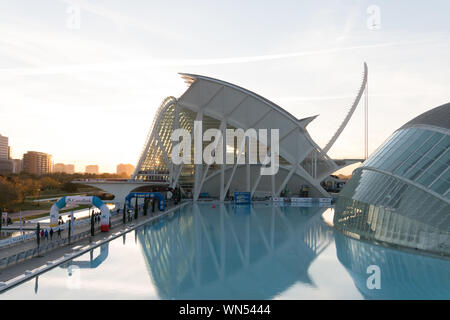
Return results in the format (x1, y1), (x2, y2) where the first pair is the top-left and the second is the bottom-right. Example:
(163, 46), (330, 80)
(36, 223), (41, 248)
(57, 227), (61, 239)
(44, 229), (49, 241)
(49, 228), (54, 240)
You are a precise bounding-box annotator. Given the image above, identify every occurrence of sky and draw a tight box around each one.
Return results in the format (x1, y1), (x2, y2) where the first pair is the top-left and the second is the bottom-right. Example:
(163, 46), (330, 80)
(0, 0), (449, 174)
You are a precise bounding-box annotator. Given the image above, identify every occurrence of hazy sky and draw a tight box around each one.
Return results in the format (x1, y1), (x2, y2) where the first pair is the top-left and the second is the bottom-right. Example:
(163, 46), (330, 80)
(1, 0), (449, 173)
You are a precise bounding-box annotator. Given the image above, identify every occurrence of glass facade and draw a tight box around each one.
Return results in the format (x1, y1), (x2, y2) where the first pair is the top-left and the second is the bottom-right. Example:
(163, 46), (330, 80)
(335, 126), (450, 256)
(364, 127), (450, 198)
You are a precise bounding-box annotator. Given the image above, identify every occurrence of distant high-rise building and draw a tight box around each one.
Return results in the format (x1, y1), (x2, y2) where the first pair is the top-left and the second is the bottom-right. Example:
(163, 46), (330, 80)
(0, 159), (13, 175)
(53, 163), (64, 173)
(117, 163), (135, 178)
(0, 134), (8, 160)
(23, 151), (52, 175)
(53, 163), (75, 174)
(7, 146), (12, 160)
(85, 165), (99, 174)
(11, 159), (23, 174)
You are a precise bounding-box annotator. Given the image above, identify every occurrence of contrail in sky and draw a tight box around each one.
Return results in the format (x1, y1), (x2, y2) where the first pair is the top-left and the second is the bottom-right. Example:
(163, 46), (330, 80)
(0, 40), (430, 77)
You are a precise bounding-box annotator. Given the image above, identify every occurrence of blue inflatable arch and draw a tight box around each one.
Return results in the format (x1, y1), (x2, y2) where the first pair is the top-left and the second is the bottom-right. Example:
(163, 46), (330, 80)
(125, 192), (166, 212)
(50, 196), (111, 232)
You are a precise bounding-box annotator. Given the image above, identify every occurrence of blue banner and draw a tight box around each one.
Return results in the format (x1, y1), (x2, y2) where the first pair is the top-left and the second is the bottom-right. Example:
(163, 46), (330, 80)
(234, 192), (251, 204)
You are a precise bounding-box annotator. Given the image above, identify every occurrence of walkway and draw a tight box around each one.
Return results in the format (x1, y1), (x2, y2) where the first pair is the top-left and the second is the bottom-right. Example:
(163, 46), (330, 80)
(0, 201), (183, 282)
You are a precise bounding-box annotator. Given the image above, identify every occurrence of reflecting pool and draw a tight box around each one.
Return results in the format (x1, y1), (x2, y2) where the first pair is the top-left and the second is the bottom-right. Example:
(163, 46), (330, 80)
(1, 203), (449, 299)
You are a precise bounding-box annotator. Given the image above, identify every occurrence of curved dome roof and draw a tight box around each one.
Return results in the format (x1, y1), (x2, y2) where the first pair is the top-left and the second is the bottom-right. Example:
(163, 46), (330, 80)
(179, 73), (309, 127)
(401, 102), (450, 131)
(134, 69), (368, 200)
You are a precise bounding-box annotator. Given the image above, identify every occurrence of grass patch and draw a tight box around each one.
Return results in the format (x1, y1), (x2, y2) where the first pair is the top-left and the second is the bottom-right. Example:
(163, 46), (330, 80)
(12, 202), (53, 211)
(25, 192), (86, 201)
(11, 204), (92, 222)
(25, 187), (99, 200)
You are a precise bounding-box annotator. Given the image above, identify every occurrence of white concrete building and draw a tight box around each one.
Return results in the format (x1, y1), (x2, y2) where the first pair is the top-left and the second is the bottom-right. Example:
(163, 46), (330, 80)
(78, 66), (367, 204)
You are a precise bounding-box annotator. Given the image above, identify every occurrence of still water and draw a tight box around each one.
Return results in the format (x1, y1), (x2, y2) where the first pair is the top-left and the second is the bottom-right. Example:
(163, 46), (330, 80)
(1, 203), (449, 299)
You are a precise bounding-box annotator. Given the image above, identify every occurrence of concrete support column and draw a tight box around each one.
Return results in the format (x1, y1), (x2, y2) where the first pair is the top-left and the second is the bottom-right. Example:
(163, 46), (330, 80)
(193, 112), (203, 201)
(246, 140), (251, 192)
(220, 119), (227, 201)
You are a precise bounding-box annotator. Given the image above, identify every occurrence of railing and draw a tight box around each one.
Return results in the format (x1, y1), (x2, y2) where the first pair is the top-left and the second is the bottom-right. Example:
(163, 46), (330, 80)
(0, 210), (121, 249)
(0, 213), (124, 270)
(0, 231), (85, 270)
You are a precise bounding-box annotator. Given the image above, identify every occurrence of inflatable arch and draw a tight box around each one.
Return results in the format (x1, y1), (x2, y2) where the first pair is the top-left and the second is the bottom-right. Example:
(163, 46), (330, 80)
(60, 243), (109, 269)
(125, 192), (166, 212)
(50, 196), (111, 232)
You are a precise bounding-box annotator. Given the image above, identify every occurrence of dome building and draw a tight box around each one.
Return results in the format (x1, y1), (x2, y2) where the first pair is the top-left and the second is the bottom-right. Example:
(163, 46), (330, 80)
(334, 103), (450, 255)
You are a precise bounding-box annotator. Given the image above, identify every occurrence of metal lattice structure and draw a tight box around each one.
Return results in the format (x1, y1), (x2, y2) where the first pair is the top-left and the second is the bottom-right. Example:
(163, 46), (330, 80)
(133, 71), (366, 200)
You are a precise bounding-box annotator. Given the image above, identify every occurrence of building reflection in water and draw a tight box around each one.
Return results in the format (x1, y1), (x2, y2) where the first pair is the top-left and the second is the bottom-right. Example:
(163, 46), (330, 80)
(22, 203), (450, 299)
(136, 203), (333, 299)
(335, 232), (450, 299)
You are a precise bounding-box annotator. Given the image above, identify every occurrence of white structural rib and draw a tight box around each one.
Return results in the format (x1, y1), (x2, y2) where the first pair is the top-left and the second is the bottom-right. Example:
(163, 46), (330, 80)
(322, 62), (368, 154)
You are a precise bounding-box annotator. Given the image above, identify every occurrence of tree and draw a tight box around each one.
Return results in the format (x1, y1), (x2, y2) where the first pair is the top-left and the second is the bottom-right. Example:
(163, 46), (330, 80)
(20, 178), (40, 198)
(62, 182), (78, 193)
(0, 177), (22, 211)
(40, 176), (61, 191)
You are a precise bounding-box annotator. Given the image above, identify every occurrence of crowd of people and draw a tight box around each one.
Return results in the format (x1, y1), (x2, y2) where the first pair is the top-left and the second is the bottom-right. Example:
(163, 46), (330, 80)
(35, 210), (103, 243)
(36, 223), (62, 241)
(92, 211), (102, 223)
(32, 192), (182, 246)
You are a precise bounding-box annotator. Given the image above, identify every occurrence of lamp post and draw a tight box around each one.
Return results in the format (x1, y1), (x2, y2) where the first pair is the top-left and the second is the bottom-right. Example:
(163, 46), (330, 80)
(134, 196), (138, 220)
(36, 222), (41, 254)
(68, 219), (72, 245)
(143, 198), (148, 216)
(90, 209), (95, 237)
(19, 210), (23, 236)
(37, 189), (41, 207)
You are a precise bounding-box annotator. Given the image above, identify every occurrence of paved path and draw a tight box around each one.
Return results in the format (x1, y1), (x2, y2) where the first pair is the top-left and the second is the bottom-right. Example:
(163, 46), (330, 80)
(0, 215), (124, 260)
(7, 203), (83, 220)
(0, 201), (184, 283)
(7, 210), (49, 220)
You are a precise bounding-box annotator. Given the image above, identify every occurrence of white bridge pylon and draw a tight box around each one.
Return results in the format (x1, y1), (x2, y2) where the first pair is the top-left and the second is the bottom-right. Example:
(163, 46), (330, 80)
(323, 62), (368, 154)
